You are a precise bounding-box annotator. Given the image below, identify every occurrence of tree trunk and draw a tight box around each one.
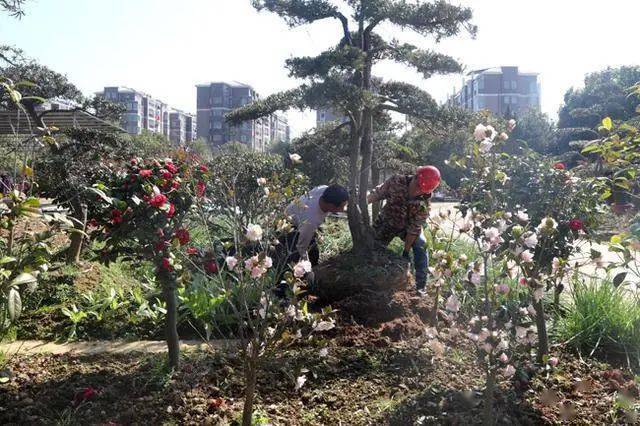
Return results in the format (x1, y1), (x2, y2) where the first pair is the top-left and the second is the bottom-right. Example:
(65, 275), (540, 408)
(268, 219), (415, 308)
(162, 278), (180, 369)
(347, 119), (366, 253)
(371, 160), (381, 220)
(66, 199), (87, 264)
(483, 366), (495, 426)
(242, 344), (258, 426)
(533, 299), (549, 363)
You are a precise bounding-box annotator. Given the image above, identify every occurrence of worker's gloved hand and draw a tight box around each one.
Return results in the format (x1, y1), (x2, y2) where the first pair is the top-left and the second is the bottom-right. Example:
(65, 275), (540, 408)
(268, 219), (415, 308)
(401, 250), (411, 260)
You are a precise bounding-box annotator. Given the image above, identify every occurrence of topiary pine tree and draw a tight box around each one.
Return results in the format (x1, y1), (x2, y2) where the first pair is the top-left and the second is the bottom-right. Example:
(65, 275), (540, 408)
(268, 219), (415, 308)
(227, 0), (476, 254)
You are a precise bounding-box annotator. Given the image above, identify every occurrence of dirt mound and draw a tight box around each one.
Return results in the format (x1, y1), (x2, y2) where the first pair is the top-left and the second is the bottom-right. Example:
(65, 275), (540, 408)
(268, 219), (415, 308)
(313, 251), (436, 343)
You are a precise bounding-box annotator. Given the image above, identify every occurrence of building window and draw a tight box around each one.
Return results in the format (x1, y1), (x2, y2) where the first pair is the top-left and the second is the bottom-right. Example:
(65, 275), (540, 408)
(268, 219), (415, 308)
(511, 81), (517, 90)
(503, 80), (509, 90)
(477, 76), (484, 90)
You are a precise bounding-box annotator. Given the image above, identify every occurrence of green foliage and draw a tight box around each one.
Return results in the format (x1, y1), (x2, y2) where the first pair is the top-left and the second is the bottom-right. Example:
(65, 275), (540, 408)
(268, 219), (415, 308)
(559, 66), (640, 129)
(559, 276), (640, 364)
(129, 131), (175, 158)
(509, 108), (556, 154)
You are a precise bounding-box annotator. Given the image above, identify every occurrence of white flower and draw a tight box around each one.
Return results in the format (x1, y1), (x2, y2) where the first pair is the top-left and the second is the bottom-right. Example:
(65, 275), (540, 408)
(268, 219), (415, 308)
(503, 365), (516, 378)
(313, 320), (335, 332)
(470, 272), (482, 285)
(499, 132), (509, 141)
(516, 326), (527, 339)
(458, 219), (473, 233)
(506, 260), (518, 279)
(519, 307), (529, 316)
(481, 343), (493, 353)
(516, 210), (529, 222)
(523, 233), (538, 248)
(445, 294), (461, 313)
(499, 353), (509, 363)
(527, 304), (537, 316)
(485, 125), (497, 141)
(507, 119), (517, 131)
(533, 287), (544, 303)
(319, 348), (329, 358)
(263, 187), (270, 197)
(256, 177), (267, 185)
(552, 257), (561, 274)
(263, 256), (273, 268)
(520, 250), (534, 263)
(295, 375), (307, 391)
(293, 260), (312, 278)
(497, 219), (508, 233)
(225, 256), (238, 270)
(289, 153), (302, 164)
(479, 140), (494, 153)
(473, 124), (488, 141)
(246, 224), (263, 241)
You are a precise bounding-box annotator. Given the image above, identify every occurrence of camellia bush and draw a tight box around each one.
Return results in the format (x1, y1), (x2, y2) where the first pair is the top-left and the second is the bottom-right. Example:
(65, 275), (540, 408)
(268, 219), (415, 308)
(89, 152), (208, 368)
(183, 149), (333, 426)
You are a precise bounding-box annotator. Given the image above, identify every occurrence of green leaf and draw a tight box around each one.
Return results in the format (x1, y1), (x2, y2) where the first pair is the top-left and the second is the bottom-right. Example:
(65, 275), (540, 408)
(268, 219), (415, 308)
(612, 272), (627, 288)
(602, 117), (613, 130)
(599, 188), (612, 200)
(0, 377), (9, 384)
(10, 272), (37, 286)
(20, 96), (47, 104)
(0, 256), (16, 265)
(88, 186), (112, 203)
(7, 288), (21, 321)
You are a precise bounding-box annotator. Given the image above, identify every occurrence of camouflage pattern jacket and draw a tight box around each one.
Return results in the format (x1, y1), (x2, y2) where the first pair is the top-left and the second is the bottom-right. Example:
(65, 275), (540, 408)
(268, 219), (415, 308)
(369, 174), (431, 240)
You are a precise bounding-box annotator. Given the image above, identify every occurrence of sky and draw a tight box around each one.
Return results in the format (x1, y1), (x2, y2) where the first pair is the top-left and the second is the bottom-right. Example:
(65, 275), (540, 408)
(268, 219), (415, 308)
(1, 0), (639, 138)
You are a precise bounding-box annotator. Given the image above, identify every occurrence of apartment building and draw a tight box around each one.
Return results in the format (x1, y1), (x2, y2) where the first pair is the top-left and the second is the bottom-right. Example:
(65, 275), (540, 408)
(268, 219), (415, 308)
(196, 81), (290, 151)
(168, 109), (196, 145)
(447, 66), (541, 116)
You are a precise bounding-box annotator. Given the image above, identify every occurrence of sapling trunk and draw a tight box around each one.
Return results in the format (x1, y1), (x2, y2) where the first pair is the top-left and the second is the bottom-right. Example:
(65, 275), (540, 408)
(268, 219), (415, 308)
(161, 277), (180, 369)
(431, 286), (440, 326)
(533, 299), (549, 363)
(67, 200), (87, 264)
(242, 342), (259, 426)
(483, 365), (496, 426)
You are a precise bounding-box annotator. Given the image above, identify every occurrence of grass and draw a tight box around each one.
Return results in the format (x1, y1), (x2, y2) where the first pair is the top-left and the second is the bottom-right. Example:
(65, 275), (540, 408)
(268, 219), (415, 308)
(559, 276), (640, 366)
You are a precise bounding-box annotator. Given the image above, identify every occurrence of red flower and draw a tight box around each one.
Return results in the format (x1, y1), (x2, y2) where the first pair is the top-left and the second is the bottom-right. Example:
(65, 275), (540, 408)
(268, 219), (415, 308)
(111, 209), (123, 225)
(88, 218), (98, 228)
(204, 260), (218, 274)
(553, 162), (566, 170)
(196, 181), (206, 197)
(149, 194), (168, 208)
(155, 240), (168, 253)
(139, 169), (153, 178)
(199, 164), (209, 173)
(568, 219), (584, 231)
(161, 257), (173, 272)
(161, 170), (173, 179)
(166, 203), (176, 218)
(172, 181), (181, 189)
(129, 174), (137, 183)
(186, 247), (199, 255)
(74, 386), (97, 404)
(175, 228), (190, 245)
(130, 158), (138, 165)
(166, 162), (179, 174)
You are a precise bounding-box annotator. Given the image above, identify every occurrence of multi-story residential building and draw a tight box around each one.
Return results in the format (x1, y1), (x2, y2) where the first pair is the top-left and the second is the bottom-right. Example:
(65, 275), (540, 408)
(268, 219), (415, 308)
(316, 108), (347, 126)
(196, 81), (290, 151)
(185, 114), (196, 142)
(447, 66), (540, 116)
(270, 114), (290, 144)
(168, 109), (197, 145)
(97, 87), (170, 136)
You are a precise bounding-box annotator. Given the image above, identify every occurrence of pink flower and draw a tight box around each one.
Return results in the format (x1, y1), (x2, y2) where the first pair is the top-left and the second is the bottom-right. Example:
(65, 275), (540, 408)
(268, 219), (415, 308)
(553, 162), (565, 170)
(496, 283), (510, 295)
(199, 164), (209, 173)
(503, 365), (516, 377)
(149, 194), (168, 208)
(548, 357), (559, 367)
(251, 266), (264, 278)
(499, 353), (509, 363)
(139, 169), (153, 178)
(473, 124), (488, 141)
(293, 260), (312, 278)
(499, 132), (509, 141)
(520, 250), (534, 263)
(518, 277), (527, 286)
(165, 162), (179, 174)
(186, 247), (199, 255)
(161, 170), (173, 179)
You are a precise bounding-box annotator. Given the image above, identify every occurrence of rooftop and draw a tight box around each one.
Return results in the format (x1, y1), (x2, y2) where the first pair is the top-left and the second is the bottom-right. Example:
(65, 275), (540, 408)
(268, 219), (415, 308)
(195, 81), (254, 90)
(467, 67), (539, 77)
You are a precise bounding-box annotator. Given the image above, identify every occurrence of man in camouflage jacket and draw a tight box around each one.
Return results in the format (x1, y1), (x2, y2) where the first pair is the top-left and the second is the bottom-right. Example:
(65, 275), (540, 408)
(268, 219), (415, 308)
(367, 167), (440, 292)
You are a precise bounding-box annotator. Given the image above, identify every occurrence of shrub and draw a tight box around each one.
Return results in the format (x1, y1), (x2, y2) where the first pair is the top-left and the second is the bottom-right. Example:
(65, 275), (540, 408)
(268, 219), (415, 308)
(559, 277), (640, 365)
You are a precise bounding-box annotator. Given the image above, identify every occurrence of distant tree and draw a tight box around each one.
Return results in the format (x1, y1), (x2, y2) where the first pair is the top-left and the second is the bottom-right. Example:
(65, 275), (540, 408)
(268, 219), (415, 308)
(509, 108), (555, 154)
(1, 0), (28, 18)
(228, 0), (475, 254)
(558, 66), (640, 129)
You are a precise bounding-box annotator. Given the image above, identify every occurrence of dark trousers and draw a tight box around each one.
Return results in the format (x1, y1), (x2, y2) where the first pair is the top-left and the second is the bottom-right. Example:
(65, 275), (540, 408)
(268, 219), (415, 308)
(273, 229), (319, 297)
